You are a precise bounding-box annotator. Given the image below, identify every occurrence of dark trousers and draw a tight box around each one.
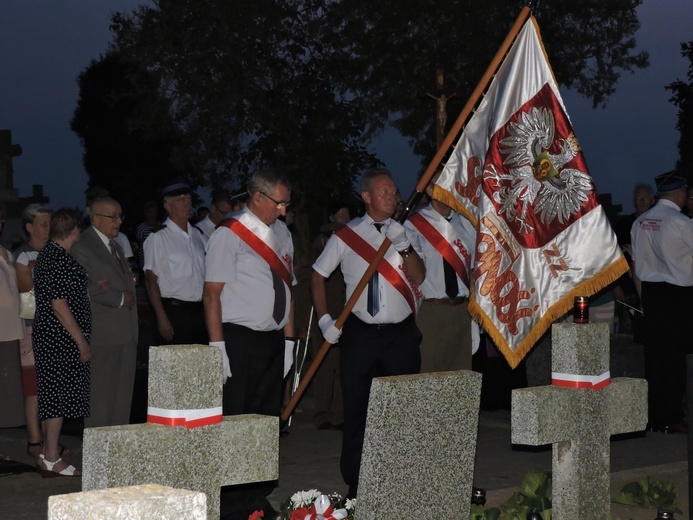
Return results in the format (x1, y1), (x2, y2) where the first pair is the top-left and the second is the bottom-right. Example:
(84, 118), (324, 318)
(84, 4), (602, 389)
(641, 281), (693, 426)
(158, 299), (207, 345)
(339, 314), (421, 488)
(219, 322), (283, 519)
(221, 322), (284, 416)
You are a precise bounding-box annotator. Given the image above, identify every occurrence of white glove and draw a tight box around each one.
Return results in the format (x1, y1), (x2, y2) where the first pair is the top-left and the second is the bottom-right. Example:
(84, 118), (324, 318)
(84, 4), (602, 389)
(283, 339), (295, 378)
(385, 221), (410, 252)
(318, 314), (342, 344)
(209, 341), (232, 383)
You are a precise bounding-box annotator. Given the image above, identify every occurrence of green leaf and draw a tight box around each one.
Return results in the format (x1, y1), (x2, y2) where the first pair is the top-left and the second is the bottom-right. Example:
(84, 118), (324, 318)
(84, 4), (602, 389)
(520, 472), (550, 499)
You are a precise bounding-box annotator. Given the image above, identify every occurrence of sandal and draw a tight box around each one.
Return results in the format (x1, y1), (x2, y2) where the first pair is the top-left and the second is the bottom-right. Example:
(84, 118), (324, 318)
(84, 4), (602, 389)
(27, 441), (70, 458)
(37, 454), (81, 478)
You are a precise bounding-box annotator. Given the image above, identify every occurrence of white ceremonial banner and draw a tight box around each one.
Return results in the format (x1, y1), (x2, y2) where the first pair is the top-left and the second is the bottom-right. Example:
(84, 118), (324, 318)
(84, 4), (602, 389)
(433, 18), (628, 367)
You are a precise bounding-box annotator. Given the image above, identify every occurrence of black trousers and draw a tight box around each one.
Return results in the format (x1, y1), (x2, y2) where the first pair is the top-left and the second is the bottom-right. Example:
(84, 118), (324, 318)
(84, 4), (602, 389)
(221, 322), (284, 416)
(339, 314), (421, 488)
(158, 299), (207, 345)
(219, 322), (283, 520)
(641, 281), (693, 426)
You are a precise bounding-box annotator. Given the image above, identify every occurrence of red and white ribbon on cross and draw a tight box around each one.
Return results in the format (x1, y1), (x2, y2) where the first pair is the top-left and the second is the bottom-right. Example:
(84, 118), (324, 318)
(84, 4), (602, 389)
(551, 371), (610, 390)
(147, 406), (223, 429)
(303, 495), (348, 520)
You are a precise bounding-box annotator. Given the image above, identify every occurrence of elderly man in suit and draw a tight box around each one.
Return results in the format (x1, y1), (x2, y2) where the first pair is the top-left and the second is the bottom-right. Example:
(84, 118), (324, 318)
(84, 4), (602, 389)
(71, 197), (138, 427)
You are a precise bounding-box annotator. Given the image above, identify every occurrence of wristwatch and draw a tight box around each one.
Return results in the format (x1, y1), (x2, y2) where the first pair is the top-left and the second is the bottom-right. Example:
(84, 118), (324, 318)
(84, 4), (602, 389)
(398, 245), (414, 258)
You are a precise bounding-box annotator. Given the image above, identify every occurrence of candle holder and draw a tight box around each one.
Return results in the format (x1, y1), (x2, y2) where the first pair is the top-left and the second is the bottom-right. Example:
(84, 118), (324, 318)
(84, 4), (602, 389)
(573, 296), (589, 323)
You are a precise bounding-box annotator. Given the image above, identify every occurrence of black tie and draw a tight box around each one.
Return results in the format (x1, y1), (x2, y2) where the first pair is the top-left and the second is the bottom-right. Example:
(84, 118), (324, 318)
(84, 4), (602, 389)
(272, 269), (286, 325)
(367, 223), (383, 316)
(442, 217), (458, 299)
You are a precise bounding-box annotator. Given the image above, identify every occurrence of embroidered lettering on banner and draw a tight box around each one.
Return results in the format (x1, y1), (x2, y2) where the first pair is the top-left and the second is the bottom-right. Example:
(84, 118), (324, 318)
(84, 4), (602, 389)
(542, 243), (569, 278)
(475, 215), (534, 335)
(455, 156), (482, 205)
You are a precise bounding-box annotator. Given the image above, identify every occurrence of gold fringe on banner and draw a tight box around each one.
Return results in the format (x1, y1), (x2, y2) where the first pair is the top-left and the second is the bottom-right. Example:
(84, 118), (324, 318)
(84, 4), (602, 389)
(469, 255), (629, 369)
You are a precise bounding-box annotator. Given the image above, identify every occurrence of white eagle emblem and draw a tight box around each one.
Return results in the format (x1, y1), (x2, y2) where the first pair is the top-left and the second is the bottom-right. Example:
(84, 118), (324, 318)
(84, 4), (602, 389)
(483, 106), (592, 234)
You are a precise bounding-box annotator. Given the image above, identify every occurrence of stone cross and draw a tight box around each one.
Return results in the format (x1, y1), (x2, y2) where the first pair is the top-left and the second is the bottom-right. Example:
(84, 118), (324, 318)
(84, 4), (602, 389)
(49, 484), (207, 519)
(82, 345), (278, 519)
(512, 322), (647, 519)
(356, 370), (482, 519)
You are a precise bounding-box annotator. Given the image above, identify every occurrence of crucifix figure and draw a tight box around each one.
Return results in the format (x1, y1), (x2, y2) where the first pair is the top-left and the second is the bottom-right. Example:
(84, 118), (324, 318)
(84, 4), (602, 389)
(418, 68), (459, 150)
(511, 322), (647, 519)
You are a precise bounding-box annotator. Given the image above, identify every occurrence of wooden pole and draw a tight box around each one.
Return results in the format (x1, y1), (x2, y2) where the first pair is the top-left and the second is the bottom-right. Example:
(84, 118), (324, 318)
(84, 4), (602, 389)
(281, 5), (533, 422)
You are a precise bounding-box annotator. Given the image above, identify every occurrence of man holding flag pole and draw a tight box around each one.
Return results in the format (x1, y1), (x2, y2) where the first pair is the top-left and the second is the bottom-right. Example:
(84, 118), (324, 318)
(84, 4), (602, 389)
(311, 168), (425, 499)
(284, 7), (628, 489)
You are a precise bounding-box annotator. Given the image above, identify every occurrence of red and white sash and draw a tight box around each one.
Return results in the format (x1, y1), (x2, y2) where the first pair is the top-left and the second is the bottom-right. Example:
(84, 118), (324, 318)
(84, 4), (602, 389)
(407, 207), (471, 290)
(220, 213), (292, 290)
(336, 222), (421, 316)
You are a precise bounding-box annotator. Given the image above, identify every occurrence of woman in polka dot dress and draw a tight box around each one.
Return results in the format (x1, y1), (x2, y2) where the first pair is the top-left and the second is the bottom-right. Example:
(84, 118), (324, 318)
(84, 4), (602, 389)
(32, 208), (92, 478)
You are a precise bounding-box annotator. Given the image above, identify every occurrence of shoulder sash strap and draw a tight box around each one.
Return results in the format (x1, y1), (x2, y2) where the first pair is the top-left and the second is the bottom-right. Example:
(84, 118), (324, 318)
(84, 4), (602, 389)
(336, 224), (417, 315)
(220, 217), (292, 289)
(408, 212), (470, 289)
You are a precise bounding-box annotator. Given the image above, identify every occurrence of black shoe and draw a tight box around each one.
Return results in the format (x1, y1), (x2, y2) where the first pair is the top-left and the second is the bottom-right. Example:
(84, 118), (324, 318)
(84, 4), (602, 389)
(317, 422), (332, 430)
(346, 485), (357, 500)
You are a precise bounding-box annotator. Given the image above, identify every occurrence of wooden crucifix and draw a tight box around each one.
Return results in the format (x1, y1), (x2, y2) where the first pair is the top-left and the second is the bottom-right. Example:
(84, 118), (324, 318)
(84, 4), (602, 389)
(418, 68), (459, 150)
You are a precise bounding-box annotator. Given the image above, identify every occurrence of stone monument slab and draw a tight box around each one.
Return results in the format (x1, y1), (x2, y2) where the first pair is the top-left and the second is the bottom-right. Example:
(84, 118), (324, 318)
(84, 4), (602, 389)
(356, 370), (482, 519)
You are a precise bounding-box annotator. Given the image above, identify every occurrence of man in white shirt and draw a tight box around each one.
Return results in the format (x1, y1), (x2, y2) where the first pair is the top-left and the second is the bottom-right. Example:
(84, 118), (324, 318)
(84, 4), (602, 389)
(143, 181), (207, 345)
(203, 168), (296, 415)
(203, 168), (295, 519)
(312, 168), (425, 499)
(404, 176), (478, 371)
(196, 188), (232, 241)
(631, 169), (693, 433)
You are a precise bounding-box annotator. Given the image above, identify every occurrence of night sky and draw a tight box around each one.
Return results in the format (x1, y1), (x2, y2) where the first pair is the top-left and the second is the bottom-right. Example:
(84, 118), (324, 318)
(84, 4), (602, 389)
(1, 0), (691, 215)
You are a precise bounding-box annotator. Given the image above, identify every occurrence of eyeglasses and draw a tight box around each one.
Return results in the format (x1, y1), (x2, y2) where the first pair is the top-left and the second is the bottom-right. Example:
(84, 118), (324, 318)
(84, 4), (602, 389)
(260, 191), (291, 209)
(95, 213), (124, 222)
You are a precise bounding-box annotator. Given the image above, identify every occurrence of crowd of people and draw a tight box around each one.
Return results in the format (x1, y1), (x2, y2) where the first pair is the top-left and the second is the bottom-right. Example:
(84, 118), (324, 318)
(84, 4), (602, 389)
(0, 165), (691, 518)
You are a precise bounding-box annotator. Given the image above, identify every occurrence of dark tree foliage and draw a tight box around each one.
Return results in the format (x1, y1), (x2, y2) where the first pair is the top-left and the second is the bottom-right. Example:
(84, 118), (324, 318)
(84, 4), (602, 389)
(89, 0), (647, 234)
(667, 40), (693, 183)
(70, 51), (196, 227)
(326, 0), (649, 160)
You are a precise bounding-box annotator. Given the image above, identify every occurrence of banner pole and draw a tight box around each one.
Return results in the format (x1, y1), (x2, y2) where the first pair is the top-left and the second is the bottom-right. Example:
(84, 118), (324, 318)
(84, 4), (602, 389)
(280, 5), (533, 422)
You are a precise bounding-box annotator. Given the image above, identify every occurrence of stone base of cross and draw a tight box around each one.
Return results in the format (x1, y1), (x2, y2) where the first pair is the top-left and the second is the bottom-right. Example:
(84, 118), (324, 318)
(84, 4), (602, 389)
(512, 323), (647, 519)
(82, 345), (278, 519)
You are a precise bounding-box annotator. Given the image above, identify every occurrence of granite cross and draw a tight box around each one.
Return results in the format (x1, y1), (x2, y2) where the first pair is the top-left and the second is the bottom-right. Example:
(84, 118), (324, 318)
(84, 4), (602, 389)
(82, 344), (278, 519)
(512, 322), (647, 519)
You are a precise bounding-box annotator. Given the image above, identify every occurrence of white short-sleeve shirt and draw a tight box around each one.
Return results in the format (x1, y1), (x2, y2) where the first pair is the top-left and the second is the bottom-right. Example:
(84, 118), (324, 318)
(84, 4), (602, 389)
(313, 215), (415, 324)
(143, 217), (206, 301)
(205, 209), (296, 331)
(631, 198), (693, 286)
(404, 204), (476, 299)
